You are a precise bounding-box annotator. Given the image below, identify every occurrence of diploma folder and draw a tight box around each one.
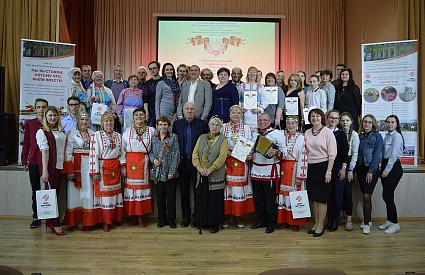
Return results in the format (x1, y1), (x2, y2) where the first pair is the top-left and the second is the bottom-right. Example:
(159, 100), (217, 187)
(254, 135), (274, 157)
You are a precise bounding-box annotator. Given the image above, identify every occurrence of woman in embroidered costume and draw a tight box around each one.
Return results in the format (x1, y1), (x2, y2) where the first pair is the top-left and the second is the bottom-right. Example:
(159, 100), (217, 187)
(36, 106), (67, 235)
(277, 116), (308, 231)
(89, 113), (124, 232)
(220, 105), (254, 228)
(63, 111), (95, 231)
(64, 67), (88, 112)
(150, 116), (180, 228)
(192, 116), (228, 233)
(116, 74), (148, 132)
(87, 70), (117, 130)
(121, 108), (155, 227)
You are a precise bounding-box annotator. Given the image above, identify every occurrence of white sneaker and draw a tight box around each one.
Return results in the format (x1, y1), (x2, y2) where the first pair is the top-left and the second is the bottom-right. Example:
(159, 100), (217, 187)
(221, 221), (229, 228)
(384, 223), (400, 234)
(378, 220), (393, 230)
(360, 221), (372, 229)
(362, 224), (371, 235)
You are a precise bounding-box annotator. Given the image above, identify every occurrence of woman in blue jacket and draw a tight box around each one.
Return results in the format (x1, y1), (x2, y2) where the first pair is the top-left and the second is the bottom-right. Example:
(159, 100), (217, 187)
(356, 114), (383, 235)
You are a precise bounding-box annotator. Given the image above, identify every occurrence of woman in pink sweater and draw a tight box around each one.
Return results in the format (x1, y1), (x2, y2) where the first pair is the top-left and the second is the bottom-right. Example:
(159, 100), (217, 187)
(304, 108), (337, 237)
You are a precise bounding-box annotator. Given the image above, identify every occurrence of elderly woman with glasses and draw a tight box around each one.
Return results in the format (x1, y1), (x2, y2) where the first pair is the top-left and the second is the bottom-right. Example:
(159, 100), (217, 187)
(192, 116), (228, 233)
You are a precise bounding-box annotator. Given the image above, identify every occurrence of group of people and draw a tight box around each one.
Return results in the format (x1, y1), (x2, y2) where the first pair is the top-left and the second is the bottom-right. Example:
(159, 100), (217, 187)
(21, 62), (404, 237)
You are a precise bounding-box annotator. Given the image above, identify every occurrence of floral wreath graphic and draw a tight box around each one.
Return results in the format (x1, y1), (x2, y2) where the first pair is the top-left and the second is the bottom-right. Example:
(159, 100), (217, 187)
(187, 35), (245, 57)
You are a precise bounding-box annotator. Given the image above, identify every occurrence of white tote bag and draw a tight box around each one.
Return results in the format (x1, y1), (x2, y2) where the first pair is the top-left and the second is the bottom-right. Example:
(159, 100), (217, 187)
(36, 182), (59, 219)
(289, 190), (311, 219)
(91, 103), (107, 125)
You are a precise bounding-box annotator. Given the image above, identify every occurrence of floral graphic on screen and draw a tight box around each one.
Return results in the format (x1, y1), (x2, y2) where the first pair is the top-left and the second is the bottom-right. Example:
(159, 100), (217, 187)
(187, 35), (244, 57)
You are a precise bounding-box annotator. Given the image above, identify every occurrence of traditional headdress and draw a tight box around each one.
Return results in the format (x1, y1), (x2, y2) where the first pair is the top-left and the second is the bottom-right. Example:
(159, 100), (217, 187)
(101, 113), (115, 124)
(91, 70), (104, 80)
(229, 105), (243, 113)
(69, 67), (81, 78)
(286, 115), (299, 124)
(77, 111), (89, 119)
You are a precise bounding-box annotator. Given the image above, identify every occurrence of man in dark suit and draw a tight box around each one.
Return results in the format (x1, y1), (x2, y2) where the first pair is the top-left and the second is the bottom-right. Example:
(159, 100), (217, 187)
(173, 102), (209, 227)
(176, 65), (212, 121)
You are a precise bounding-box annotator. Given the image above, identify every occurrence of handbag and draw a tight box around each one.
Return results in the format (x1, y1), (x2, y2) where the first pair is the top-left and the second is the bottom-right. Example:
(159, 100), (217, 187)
(36, 182), (59, 219)
(289, 190), (311, 219)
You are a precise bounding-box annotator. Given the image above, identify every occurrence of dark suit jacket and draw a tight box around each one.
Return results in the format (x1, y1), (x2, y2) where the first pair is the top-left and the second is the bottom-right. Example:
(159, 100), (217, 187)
(177, 79), (212, 119)
(173, 118), (209, 158)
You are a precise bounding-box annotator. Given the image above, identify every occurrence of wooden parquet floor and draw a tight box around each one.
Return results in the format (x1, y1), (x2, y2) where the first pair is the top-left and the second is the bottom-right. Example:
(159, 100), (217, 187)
(0, 218), (424, 275)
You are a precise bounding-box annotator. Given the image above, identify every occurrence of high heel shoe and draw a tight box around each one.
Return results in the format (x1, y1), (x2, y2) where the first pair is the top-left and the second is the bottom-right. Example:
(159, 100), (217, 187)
(46, 225), (66, 235)
(313, 229), (324, 237)
(102, 223), (110, 232)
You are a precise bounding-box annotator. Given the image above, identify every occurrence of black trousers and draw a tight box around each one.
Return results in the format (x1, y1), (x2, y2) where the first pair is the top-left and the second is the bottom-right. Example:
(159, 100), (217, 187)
(178, 156), (197, 221)
(251, 179), (278, 228)
(28, 163), (41, 219)
(155, 179), (177, 223)
(381, 160), (403, 223)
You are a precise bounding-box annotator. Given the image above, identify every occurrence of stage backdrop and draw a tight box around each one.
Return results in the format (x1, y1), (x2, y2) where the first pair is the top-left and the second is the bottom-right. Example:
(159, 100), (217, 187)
(157, 18), (279, 76)
(361, 40), (418, 167)
(18, 39), (75, 164)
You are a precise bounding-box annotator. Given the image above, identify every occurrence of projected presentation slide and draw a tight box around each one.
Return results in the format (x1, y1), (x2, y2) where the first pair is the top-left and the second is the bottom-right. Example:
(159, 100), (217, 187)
(158, 19), (279, 77)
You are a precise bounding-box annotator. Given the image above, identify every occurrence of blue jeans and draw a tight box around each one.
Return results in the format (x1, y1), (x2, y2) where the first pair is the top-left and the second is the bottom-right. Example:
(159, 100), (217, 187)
(328, 166), (347, 222)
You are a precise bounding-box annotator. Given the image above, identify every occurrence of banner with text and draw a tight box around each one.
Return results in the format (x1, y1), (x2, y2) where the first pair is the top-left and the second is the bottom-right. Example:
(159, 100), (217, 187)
(361, 40), (418, 167)
(18, 39), (75, 164)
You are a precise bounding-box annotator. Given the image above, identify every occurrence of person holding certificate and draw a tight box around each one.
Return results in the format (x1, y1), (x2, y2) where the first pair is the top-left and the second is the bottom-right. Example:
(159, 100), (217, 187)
(277, 116), (308, 232)
(241, 66), (267, 131)
(220, 105), (254, 228)
(304, 108), (336, 237)
(283, 73), (305, 129)
(263, 73), (285, 128)
(250, 113), (286, 234)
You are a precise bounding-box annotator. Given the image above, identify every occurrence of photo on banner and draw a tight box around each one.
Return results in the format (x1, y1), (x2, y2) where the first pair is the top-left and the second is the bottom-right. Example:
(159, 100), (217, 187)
(361, 40), (418, 167)
(18, 39), (75, 164)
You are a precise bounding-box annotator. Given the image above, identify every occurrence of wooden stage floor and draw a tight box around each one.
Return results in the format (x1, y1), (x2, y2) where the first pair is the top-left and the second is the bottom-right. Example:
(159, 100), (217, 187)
(0, 218), (424, 274)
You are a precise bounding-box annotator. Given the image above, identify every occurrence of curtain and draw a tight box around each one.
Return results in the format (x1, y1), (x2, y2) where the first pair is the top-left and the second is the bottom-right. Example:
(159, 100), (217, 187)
(398, 0), (425, 162)
(0, 0), (57, 115)
(93, 0), (344, 81)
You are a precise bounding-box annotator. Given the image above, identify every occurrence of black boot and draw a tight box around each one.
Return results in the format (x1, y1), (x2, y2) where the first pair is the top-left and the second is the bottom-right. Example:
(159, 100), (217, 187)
(329, 220), (339, 232)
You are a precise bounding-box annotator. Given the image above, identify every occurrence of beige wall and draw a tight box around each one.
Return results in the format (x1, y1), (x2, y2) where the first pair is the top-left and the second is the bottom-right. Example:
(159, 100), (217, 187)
(344, 0), (398, 91)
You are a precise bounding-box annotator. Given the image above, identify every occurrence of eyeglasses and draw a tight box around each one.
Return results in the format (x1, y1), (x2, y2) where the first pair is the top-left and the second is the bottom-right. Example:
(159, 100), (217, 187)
(363, 120), (373, 124)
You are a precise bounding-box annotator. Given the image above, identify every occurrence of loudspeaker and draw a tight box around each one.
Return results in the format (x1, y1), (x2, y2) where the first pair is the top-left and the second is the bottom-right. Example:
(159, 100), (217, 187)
(0, 66), (4, 113)
(0, 113), (17, 166)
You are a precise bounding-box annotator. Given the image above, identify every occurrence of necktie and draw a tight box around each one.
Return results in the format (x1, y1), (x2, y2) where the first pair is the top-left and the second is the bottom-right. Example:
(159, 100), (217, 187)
(186, 121), (193, 157)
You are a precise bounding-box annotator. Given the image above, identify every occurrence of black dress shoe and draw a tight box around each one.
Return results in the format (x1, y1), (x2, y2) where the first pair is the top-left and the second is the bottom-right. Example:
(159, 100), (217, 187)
(307, 229), (315, 234)
(170, 223), (177, 229)
(329, 220), (339, 232)
(324, 220), (332, 230)
(265, 227), (275, 234)
(157, 222), (168, 228)
(313, 229), (325, 237)
(181, 219), (190, 228)
(250, 222), (266, 229)
(210, 225), (219, 233)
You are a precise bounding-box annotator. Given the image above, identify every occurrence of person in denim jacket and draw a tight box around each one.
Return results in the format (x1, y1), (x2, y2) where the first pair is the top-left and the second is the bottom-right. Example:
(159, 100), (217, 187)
(356, 114), (383, 235)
